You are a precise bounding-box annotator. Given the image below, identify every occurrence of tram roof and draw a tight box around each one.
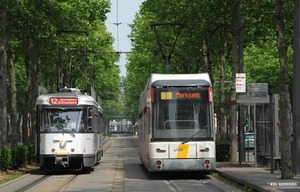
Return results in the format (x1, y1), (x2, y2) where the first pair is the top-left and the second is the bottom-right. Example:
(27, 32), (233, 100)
(36, 91), (100, 109)
(145, 73), (211, 88)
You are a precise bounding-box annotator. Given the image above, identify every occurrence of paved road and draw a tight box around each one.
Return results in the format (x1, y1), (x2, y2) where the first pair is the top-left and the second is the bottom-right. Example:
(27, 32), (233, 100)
(0, 136), (244, 192)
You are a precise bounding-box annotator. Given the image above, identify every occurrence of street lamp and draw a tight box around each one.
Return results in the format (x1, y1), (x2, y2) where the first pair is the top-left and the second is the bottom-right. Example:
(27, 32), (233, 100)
(151, 23), (184, 74)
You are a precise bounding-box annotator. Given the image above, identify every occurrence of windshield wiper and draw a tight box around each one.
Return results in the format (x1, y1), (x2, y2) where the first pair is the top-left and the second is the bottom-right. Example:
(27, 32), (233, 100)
(62, 128), (75, 137)
(181, 125), (207, 144)
(57, 124), (75, 137)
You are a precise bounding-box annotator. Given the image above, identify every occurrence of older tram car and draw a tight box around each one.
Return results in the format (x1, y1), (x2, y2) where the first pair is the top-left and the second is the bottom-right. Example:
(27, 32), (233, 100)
(36, 87), (104, 171)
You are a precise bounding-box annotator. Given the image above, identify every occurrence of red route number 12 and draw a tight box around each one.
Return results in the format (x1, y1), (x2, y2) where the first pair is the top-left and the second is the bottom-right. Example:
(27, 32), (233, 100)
(49, 97), (78, 105)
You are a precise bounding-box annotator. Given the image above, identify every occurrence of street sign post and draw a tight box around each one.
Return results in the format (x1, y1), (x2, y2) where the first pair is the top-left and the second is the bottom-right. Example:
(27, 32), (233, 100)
(236, 73), (246, 93)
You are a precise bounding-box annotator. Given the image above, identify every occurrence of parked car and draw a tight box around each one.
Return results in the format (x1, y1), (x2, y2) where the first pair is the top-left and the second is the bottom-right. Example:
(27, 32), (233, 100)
(245, 132), (255, 149)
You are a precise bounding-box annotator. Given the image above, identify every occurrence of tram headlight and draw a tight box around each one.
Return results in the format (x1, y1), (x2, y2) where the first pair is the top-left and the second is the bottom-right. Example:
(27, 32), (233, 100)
(52, 148), (55, 153)
(205, 160), (210, 164)
(60, 140), (66, 148)
(71, 148), (75, 152)
(156, 160), (161, 165)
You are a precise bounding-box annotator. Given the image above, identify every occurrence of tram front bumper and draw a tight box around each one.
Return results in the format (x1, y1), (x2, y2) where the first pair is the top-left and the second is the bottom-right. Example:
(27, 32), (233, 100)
(55, 151), (69, 168)
(149, 158), (216, 172)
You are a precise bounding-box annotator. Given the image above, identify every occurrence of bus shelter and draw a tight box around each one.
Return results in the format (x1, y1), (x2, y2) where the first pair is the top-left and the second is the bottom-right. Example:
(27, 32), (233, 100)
(227, 94), (279, 168)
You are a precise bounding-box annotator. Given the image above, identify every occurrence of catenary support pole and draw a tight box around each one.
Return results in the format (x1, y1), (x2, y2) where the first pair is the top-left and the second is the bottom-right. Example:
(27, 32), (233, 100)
(292, 0), (300, 175)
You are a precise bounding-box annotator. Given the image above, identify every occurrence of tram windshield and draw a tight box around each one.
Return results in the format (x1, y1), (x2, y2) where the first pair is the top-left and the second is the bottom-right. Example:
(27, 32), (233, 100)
(40, 109), (86, 133)
(153, 88), (213, 141)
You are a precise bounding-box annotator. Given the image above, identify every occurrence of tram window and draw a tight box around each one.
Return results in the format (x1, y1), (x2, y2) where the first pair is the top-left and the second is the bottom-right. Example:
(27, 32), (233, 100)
(198, 108), (207, 128)
(40, 109), (84, 133)
(80, 112), (85, 132)
(86, 108), (93, 132)
(159, 102), (204, 130)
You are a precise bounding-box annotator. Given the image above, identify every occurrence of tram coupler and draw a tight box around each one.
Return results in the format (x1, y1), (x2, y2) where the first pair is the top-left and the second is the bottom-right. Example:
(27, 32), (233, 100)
(55, 155), (69, 168)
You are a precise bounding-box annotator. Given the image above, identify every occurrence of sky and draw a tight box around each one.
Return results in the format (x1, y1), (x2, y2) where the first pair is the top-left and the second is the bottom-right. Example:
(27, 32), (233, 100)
(106, 0), (145, 77)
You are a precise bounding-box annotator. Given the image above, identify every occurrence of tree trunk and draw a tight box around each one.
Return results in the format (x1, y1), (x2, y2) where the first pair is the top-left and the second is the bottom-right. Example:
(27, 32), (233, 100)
(21, 40), (31, 146)
(229, 34), (238, 163)
(219, 25), (229, 140)
(0, 7), (8, 147)
(229, 1), (240, 164)
(30, 38), (41, 145)
(9, 45), (18, 147)
(274, 0), (293, 179)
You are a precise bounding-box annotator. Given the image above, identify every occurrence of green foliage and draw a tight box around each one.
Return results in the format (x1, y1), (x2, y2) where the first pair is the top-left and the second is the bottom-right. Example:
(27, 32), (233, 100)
(27, 144), (36, 164)
(0, 148), (10, 170)
(11, 148), (18, 169)
(4, 0), (121, 139)
(211, 172), (220, 179)
(211, 171), (243, 189)
(0, 145), (35, 170)
(216, 141), (231, 162)
(243, 185), (254, 192)
(124, 0), (295, 124)
(17, 146), (28, 167)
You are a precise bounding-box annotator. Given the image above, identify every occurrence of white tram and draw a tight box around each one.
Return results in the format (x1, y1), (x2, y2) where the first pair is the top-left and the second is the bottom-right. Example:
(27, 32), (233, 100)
(36, 87), (104, 171)
(138, 73), (216, 172)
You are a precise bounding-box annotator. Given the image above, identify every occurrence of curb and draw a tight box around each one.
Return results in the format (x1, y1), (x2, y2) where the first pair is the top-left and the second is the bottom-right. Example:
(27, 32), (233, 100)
(214, 170), (283, 192)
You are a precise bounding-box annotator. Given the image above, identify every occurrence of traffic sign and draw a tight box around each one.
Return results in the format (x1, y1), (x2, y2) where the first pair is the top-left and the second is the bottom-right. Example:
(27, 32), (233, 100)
(236, 73), (246, 93)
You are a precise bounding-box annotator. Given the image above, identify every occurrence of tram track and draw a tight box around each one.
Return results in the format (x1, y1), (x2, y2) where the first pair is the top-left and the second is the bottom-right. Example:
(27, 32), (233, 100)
(25, 137), (111, 191)
(103, 136), (113, 153)
(25, 138), (110, 191)
(26, 174), (78, 192)
(4, 173), (79, 192)
(0, 138), (112, 192)
(111, 138), (125, 192)
(197, 179), (229, 192)
(55, 174), (78, 192)
(0, 136), (240, 192)
(0, 173), (49, 192)
(162, 178), (233, 192)
(17, 175), (49, 192)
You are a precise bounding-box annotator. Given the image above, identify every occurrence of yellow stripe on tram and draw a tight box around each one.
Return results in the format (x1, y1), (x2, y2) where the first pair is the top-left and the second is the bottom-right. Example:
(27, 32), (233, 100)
(177, 144), (189, 158)
(56, 151), (69, 156)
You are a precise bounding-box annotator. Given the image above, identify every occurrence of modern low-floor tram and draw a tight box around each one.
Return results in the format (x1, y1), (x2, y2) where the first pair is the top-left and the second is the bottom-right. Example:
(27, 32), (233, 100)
(138, 73), (216, 172)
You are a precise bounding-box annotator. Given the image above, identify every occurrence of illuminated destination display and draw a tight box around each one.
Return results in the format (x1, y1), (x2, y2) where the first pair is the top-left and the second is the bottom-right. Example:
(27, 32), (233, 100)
(49, 97), (78, 105)
(160, 92), (201, 100)
(176, 92), (200, 99)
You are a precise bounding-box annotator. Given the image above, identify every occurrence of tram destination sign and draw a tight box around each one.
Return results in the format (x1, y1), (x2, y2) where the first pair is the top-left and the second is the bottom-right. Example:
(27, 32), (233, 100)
(160, 91), (201, 100)
(49, 97), (78, 105)
(247, 83), (268, 98)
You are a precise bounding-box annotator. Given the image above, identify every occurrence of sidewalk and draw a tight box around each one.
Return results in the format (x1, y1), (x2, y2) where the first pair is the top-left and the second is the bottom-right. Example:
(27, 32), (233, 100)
(215, 162), (300, 192)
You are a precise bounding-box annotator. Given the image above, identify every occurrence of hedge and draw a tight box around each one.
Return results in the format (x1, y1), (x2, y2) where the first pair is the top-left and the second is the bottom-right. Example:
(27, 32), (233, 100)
(0, 145), (35, 170)
(216, 141), (231, 161)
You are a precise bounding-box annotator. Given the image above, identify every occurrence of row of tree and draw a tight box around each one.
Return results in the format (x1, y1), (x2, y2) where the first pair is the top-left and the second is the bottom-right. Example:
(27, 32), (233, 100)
(0, 1), (122, 148)
(123, 0), (294, 178)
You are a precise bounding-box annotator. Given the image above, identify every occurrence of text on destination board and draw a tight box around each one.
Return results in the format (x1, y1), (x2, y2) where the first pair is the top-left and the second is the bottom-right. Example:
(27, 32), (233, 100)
(176, 92), (200, 99)
(49, 98), (78, 105)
